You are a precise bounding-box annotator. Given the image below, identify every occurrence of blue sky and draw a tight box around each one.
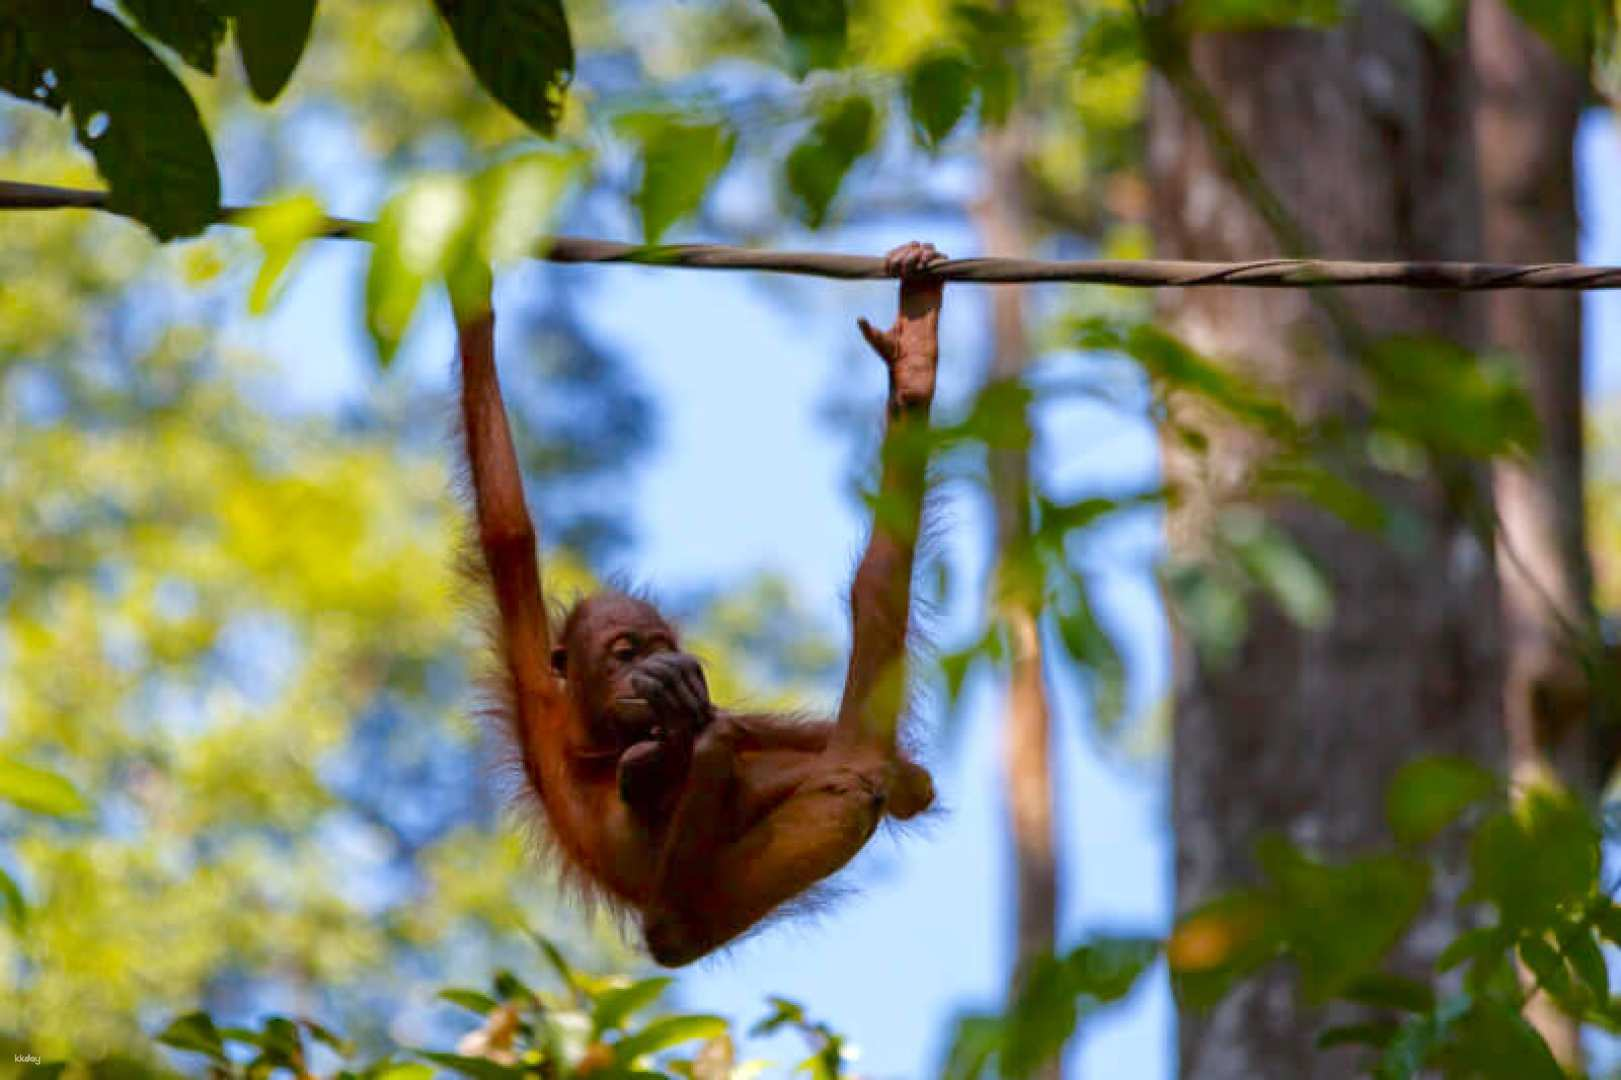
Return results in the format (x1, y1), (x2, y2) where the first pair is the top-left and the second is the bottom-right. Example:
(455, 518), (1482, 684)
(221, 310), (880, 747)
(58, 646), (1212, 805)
(233, 111), (1621, 1078)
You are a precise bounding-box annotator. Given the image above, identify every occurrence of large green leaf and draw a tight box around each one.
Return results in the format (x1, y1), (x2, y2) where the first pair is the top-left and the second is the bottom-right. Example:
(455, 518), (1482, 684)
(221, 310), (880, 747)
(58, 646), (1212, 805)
(761, 0), (846, 75)
(364, 176), (473, 363)
(1384, 756), (1498, 845)
(905, 52), (974, 150)
(612, 1015), (728, 1063)
(783, 95), (875, 228)
(120, 0), (226, 73)
(235, 0), (317, 101)
(1468, 788), (1599, 932)
(592, 977), (673, 1035)
(9, 3), (220, 239)
(0, 758), (90, 818)
(1256, 837), (1429, 1001)
(617, 113), (735, 244)
(435, 0), (573, 137)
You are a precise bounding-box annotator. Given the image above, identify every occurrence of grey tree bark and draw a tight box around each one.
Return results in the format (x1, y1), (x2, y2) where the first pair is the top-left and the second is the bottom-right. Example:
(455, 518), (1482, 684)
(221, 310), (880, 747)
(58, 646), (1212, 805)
(1146, 4), (1505, 1076)
(1471, 0), (1591, 1065)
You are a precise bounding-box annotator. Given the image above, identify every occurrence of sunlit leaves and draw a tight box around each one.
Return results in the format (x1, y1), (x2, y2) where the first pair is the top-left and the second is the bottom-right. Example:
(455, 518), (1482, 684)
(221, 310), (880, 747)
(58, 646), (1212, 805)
(613, 1015), (729, 1064)
(591, 976), (673, 1035)
(617, 112), (736, 244)
(119, 0), (226, 74)
(761, 0), (846, 76)
(3, 2), (220, 239)
(239, 192), (327, 313)
(235, 0), (317, 101)
(905, 53), (975, 150)
(363, 152), (583, 361)
(783, 95), (875, 228)
(1385, 756), (1498, 845)
(434, 0), (573, 137)
(0, 758), (91, 818)
(366, 176), (473, 362)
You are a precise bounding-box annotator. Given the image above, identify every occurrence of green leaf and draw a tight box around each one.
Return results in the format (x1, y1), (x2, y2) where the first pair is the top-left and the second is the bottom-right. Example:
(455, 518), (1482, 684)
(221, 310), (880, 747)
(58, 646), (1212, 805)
(1168, 890), (1281, 1007)
(1504, 0), (1599, 64)
(157, 1012), (229, 1064)
(1365, 338), (1540, 460)
(435, 0), (573, 137)
(940, 1014), (1001, 1080)
(748, 996), (806, 1038)
(1436, 926), (1507, 973)
(592, 977), (673, 1035)
(1558, 924), (1608, 1002)
(1050, 591), (1127, 730)
(240, 192), (326, 314)
(1375, 994), (1470, 1080)
(120, 0), (226, 73)
(364, 175), (474, 363)
(12, 3), (220, 239)
(905, 53), (974, 149)
(0, 18), (55, 105)
(0, 867), (25, 931)
(1443, 999), (1562, 1080)
(438, 989), (500, 1015)
(235, 0), (316, 101)
(1255, 837), (1429, 1001)
(300, 1018), (353, 1056)
(1340, 972), (1435, 1014)
(1469, 789), (1599, 932)
(1517, 935), (1575, 1006)
(470, 150), (584, 264)
(761, 0), (846, 75)
(1393, 0), (1468, 36)
(1385, 756), (1498, 845)
(613, 1016), (729, 1063)
(414, 1052), (525, 1080)
(0, 758), (90, 818)
(1316, 1022), (1397, 1049)
(617, 113), (735, 244)
(783, 95), (875, 228)
(1221, 513), (1333, 630)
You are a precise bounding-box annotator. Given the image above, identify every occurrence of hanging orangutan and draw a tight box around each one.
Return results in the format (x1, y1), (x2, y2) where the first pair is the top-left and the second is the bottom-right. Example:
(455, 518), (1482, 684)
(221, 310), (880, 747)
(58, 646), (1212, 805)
(456, 242), (945, 965)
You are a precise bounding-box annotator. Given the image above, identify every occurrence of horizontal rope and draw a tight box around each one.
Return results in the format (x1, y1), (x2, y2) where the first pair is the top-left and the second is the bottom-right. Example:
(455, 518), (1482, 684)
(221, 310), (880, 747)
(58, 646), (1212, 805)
(6, 179), (1621, 291)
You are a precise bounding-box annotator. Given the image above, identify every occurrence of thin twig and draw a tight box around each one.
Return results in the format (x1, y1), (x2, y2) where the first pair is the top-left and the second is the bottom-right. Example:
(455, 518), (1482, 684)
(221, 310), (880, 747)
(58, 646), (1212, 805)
(5, 179), (1621, 290)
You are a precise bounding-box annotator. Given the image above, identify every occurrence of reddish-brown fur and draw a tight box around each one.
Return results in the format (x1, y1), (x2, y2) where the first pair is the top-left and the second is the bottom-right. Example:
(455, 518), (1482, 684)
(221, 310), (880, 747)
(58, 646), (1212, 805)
(456, 243), (946, 965)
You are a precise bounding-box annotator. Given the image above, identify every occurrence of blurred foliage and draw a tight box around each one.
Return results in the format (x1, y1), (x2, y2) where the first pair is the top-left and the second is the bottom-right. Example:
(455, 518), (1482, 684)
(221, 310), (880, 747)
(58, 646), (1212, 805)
(4, 0), (1621, 1077)
(148, 937), (826, 1080)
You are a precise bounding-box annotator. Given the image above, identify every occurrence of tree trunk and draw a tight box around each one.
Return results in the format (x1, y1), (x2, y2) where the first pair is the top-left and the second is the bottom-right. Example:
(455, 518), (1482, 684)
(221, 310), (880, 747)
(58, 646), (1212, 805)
(978, 115), (1062, 1080)
(1146, 4), (1503, 1077)
(1471, 0), (1591, 1065)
